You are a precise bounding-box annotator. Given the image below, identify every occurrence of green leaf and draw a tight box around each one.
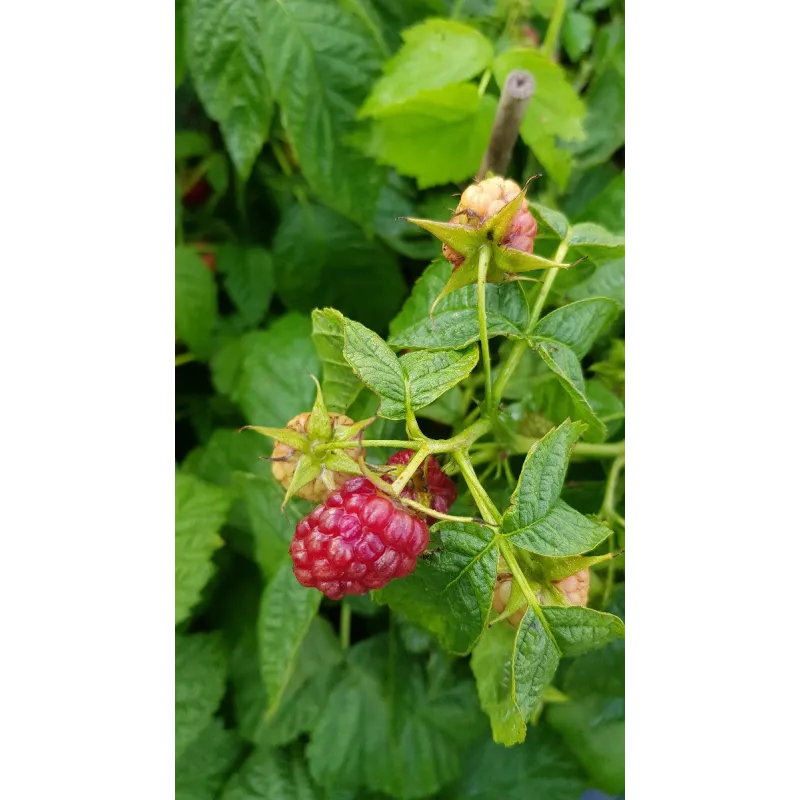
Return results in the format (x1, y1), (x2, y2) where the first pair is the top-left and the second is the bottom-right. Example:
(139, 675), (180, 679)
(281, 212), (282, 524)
(176, 247), (218, 359)
(376, 522), (498, 655)
(444, 726), (586, 800)
(570, 50), (624, 170)
(502, 421), (612, 556)
(263, 0), (386, 224)
(575, 171), (625, 235)
(548, 698), (624, 795)
(566, 257), (625, 307)
(338, 313), (406, 405)
(380, 346), (479, 420)
(389, 260), (529, 350)
(529, 202), (570, 241)
(186, 0), (274, 178)
(255, 618), (343, 747)
(259, 562), (323, 716)
(505, 419), (582, 522)
(311, 309), (362, 414)
(361, 84), (497, 188)
(562, 11), (595, 62)
(360, 19), (493, 117)
(176, 719), (241, 800)
(568, 221), (625, 254)
(230, 313), (320, 426)
(307, 636), (482, 798)
(542, 606), (625, 657)
(471, 608), (560, 746)
(534, 343), (606, 442)
(175, 473), (233, 624)
(533, 298), (620, 359)
(273, 202), (405, 331)
(237, 473), (314, 578)
(175, 632), (228, 758)
(220, 744), (319, 800)
(176, 0), (187, 88)
(216, 246), (274, 327)
(493, 49), (586, 187)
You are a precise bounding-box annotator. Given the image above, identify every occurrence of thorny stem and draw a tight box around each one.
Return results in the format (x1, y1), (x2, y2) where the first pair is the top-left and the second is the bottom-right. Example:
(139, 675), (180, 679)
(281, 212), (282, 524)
(317, 439), (420, 452)
(573, 441), (625, 459)
(339, 603), (351, 649)
(542, 0), (567, 61)
(476, 246), (494, 412)
(497, 538), (551, 634)
(493, 238), (571, 401)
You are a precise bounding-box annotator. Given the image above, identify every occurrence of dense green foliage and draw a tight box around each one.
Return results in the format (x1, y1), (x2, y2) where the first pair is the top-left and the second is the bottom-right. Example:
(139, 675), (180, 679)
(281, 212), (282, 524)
(176, 1), (625, 798)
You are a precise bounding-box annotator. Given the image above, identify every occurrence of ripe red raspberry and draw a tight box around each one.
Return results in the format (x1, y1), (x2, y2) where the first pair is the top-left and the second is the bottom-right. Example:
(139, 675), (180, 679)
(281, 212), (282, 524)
(382, 450), (458, 522)
(289, 476), (430, 600)
(442, 176), (537, 268)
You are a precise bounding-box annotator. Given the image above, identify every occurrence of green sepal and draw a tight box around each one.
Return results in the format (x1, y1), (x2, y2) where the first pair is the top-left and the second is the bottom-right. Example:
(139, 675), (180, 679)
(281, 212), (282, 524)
(490, 576), (529, 626)
(482, 179), (530, 240)
(281, 454), (322, 510)
(334, 416), (375, 442)
(493, 248), (571, 274)
(322, 451), (363, 476)
(402, 217), (482, 261)
(307, 375), (332, 442)
(536, 552), (617, 583)
(429, 254), (507, 317)
(241, 426), (309, 453)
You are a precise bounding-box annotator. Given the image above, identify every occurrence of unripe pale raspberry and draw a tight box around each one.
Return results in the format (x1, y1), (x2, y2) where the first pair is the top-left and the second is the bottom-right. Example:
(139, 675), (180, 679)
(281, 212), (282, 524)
(442, 176), (537, 267)
(289, 476), (430, 600)
(381, 449), (458, 523)
(272, 412), (361, 502)
(492, 568), (591, 628)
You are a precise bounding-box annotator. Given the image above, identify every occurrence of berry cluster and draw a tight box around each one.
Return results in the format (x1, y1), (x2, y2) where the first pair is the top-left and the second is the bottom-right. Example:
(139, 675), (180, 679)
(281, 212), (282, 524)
(289, 452), (457, 599)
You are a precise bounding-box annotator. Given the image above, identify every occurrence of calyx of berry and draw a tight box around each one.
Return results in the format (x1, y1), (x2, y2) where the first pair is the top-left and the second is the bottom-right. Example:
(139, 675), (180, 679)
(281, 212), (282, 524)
(242, 376), (369, 507)
(401, 174), (571, 314)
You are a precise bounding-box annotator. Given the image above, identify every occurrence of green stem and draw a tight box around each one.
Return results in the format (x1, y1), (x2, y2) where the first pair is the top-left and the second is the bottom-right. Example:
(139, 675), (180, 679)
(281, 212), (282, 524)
(601, 455), (625, 521)
(318, 439), (419, 452)
(498, 538), (551, 633)
(339, 603), (351, 649)
(542, 0), (567, 61)
(175, 352), (197, 367)
(391, 446), (430, 494)
(574, 441), (625, 460)
(493, 238), (570, 401)
(400, 498), (485, 525)
(602, 531), (616, 608)
(476, 246), (494, 412)
(453, 450), (501, 525)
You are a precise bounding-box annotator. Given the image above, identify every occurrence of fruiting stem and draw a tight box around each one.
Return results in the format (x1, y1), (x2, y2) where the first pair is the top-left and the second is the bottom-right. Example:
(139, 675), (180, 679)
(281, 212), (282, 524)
(478, 70), (535, 179)
(574, 441), (625, 460)
(340, 603), (351, 649)
(476, 246), (494, 412)
(497, 538), (551, 634)
(401, 498), (487, 526)
(318, 439), (421, 451)
(452, 450), (502, 526)
(391, 446), (430, 495)
(542, 0), (567, 61)
(492, 238), (570, 401)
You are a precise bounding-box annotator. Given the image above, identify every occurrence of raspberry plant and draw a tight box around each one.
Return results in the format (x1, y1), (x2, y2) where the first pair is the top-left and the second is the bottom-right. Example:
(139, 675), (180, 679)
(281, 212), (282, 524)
(177, 2), (625, 798)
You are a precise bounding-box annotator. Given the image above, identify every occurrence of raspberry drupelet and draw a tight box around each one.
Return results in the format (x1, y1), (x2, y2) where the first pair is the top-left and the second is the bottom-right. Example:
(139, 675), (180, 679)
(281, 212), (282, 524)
(289, 476), (430, 600)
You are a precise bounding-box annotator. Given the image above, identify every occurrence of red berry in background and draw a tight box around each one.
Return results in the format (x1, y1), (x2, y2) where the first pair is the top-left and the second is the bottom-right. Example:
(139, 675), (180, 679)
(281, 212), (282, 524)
(290, 476), (430, 600)
(382, 450), (458, 523)
(181, 176), (212, 208)
(189, 242), (216, 272)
